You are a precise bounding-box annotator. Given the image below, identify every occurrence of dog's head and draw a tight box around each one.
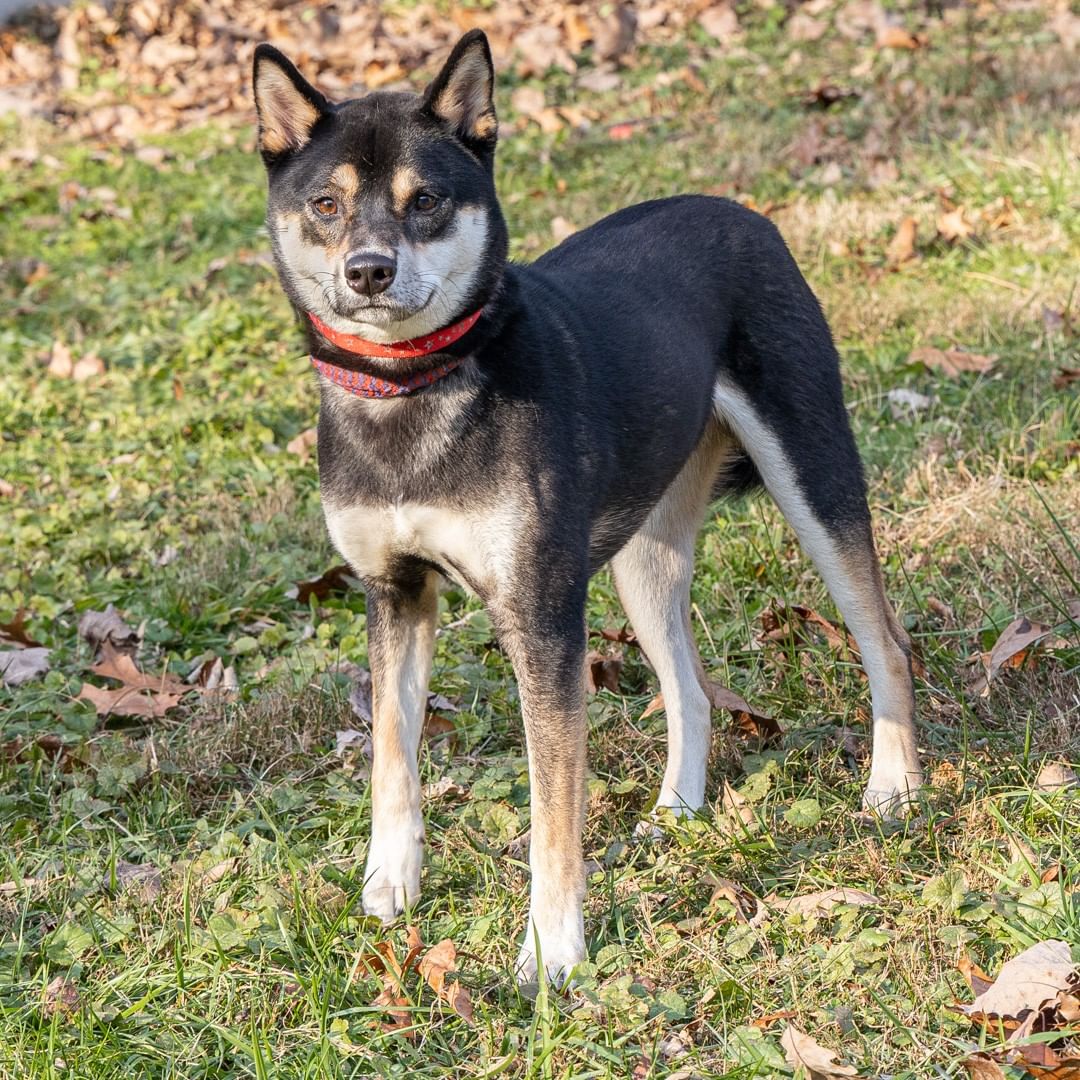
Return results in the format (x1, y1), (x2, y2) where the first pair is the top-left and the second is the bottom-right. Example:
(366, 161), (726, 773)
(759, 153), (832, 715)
(253, 30), (507, 344)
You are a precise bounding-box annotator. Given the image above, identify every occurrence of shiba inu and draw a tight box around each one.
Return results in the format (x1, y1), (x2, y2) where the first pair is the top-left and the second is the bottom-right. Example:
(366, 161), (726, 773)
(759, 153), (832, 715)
(252, 29), (923, 985)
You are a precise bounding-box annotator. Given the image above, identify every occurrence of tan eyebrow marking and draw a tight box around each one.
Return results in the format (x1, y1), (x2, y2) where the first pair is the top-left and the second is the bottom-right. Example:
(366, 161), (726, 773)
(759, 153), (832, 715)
(329, 163), (360, 201)
(391, 165), (422, 215)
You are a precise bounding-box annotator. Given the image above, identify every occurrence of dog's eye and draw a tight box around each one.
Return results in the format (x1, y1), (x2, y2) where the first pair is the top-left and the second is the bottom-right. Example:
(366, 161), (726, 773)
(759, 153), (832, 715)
(313, 197), (338, 217)
(414, 192), (440, 214)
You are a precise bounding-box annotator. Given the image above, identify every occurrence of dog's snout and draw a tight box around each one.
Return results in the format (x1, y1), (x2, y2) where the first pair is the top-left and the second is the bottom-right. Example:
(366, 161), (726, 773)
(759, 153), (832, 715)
(344, 251), (396, 296)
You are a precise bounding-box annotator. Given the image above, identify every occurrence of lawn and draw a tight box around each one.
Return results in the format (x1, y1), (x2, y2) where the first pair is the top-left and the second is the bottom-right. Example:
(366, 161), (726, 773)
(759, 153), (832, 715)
(1, 3), (1079, 1078)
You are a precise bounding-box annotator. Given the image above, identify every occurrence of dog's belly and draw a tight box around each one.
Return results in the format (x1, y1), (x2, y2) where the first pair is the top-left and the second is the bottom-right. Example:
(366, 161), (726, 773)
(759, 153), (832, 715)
(323, 499), (521, 595)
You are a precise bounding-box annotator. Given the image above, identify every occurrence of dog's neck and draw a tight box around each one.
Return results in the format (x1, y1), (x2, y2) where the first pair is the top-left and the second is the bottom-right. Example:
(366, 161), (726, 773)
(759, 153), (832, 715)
(306, 307), (485, 398)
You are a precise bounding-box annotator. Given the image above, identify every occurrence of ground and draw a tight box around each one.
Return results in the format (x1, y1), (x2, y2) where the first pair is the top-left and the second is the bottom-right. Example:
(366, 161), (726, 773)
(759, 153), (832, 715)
(1, 4), (1079, 1078)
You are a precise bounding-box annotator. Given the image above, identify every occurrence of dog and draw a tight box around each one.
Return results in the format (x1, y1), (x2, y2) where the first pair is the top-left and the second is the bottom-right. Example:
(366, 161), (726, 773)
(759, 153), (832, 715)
(252, 29), (923, 985)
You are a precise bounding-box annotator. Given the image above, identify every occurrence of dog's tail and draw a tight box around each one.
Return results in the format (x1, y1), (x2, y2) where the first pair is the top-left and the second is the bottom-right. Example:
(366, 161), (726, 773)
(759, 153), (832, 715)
(711, 449), (763, 501)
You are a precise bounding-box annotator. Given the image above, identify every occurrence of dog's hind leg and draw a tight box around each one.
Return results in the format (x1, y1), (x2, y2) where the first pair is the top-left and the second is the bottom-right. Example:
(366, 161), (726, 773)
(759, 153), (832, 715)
(612, 423), (732, 815)
(713, 376), (922, 815)
(361, 568), (439, 921)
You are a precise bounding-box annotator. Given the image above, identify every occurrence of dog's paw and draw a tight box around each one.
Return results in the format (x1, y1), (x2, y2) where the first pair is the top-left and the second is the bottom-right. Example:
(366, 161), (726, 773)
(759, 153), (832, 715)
(862, 769), (924, 819)
(361, 824), (424, 923)
(632, 802), (697, 843)
(514, 925), (586, 990)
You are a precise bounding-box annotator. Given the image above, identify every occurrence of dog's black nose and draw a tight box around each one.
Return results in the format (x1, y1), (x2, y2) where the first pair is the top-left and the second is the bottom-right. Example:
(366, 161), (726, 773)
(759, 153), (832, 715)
(344, 252), (396, 296)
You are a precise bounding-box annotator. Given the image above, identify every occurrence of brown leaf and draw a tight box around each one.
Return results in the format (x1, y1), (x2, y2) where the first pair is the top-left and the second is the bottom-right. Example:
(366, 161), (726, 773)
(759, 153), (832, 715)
(0, 647), (51, 687)
(77, 682), (182, 719)
(591, 3), (637, 64)
(46, 339), (74, 378)
(418, 938), (474, 1022)
(959, 954), (996, 997)
(589, 625), (639, 648)
(887, 216), (917, 265)
(768, 888), (880, 918)
(43, 976), (80, 1017)
(104, 860), (163, 900)
(986, 616), (1052, 683)
(422, 712), (457, 745)
(1053, 368), (1080, 391)
(72, 353), (105, 382)
(373, 983), (414, 1037)
(286, 426), (317, 461)
(957, 940), (1078, 1020)
(643, 680), (780, 744)
(910, 347), (997, 379)
(719, 778), (755, 832)
(77, 604), (138, 657)
(938, 206), (975, 242)
(586, 650), (623, 694)
(963, 1056), (1008, 1080)
(0, 608), (44, 647)
(751, 1008), (797, 1029)
(91, 642), (188, 695)
(877, 25), (921, 49)
(287, 564), (357, 604)
(1036, 762), (1079, 792)
(708, 877), (767, 926)
(780, 1023), (859, 1078)
(698, 5), (739, 42)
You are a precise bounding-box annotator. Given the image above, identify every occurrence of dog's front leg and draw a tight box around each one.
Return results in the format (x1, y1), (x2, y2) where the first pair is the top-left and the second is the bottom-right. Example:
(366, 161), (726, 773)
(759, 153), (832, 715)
(497, 592), (589, 987)
(361, 569), (439, 922)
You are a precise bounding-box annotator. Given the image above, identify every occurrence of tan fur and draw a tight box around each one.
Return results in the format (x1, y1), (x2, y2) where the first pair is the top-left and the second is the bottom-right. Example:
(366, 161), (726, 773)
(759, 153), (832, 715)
(255, 62), (320, 155)
(329, 163), (360, 202)
(431, 47), (496, 139)
(362, 572), (440, 921)
(391, 166), (421, 216)
(611, 420), (736, 812)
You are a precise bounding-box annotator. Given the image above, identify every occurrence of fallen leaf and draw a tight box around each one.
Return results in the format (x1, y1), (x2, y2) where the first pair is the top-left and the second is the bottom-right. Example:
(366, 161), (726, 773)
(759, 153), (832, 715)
(719, 778), (755, 832)
(46, 339), (74, 378)
(888, 387), (933, 418)
(938, 206), (975, 242)
(199, 857), (237, 885)
(958, 940), (1078, 1021)
(1053, 368), (1079, 390)
(768, 888), (880, 918)
(985, 616), (1052, 683)
(551, 215), (578, 243)
(418, 938), (474, 1022)
(751, 1008), (798, 1029)
(423, 712), (457, 744)
(698, 5), (739, 42)
(887, 216), (917, 265)
(877, 24), (921, 49)
(77, 682), (182, 719)
(780, 1023), (858, 1078)
(0, 608), (44, 647)
(0, 647), (51, 687)
(909, 347), (997, 379)
(104, 860), (163, 900)
(511, 85), (546, 120)
(286, 426), (317, 460)
(72, 353), (104, 381)
(423, 776), (467, 800)
(708, 877), (767, 926)
(963, 1056), (1008, 1080)
(643, 678), (780, 744)
(287, 564), (357, 604)
(591, 3), (637, 64)
(586, 650), (623, 693)
(589, 625), (639, 648)
(91, 641), (188, 695)
(43, 976), (80, 1017)
(77, 604), (139, 657)
(1036, 762), (1079, 792)
(959, 954), (996, 998)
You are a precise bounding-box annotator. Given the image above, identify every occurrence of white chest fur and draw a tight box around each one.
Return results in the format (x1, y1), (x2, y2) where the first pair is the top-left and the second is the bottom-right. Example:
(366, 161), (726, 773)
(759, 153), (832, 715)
(323, 500), (520, 593)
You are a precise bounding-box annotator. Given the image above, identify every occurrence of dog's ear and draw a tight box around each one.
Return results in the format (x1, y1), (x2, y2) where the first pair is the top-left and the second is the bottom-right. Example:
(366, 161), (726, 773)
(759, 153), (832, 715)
(253, 45), (329, 161)
(422, 30), (497, 153)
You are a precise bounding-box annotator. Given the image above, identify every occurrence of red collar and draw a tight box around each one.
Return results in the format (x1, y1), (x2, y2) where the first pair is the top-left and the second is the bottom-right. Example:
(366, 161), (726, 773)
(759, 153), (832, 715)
(307, 308), (482, 398)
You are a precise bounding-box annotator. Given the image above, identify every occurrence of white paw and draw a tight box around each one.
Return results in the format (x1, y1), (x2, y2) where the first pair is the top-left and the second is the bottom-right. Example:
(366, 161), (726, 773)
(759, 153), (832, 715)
(862, 768), (923, 819)
(515, 917), (586, 989)
(361, 822), (424, 923)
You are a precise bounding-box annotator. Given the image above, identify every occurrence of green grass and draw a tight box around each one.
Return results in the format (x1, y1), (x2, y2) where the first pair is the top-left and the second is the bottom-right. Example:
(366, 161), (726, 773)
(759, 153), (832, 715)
(2, 7), (1079, 1078)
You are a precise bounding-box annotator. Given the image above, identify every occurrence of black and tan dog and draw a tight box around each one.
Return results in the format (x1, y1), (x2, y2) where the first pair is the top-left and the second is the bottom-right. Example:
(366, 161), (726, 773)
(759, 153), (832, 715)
(252, 30), (923, 984)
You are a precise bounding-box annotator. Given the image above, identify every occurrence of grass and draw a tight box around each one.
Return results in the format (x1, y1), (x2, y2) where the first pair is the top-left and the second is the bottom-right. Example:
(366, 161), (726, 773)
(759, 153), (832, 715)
(2, 5), (1079, 1077)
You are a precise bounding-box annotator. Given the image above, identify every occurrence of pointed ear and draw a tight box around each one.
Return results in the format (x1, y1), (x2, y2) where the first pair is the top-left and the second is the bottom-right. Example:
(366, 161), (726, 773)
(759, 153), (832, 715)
(422, 30), (497, 151)
(253, 44), (329, 161)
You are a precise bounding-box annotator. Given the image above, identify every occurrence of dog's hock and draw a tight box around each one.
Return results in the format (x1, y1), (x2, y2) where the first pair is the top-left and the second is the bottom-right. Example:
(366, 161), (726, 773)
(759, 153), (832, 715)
(252, 44), (328, 158)
(423, 30), (498, 148)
